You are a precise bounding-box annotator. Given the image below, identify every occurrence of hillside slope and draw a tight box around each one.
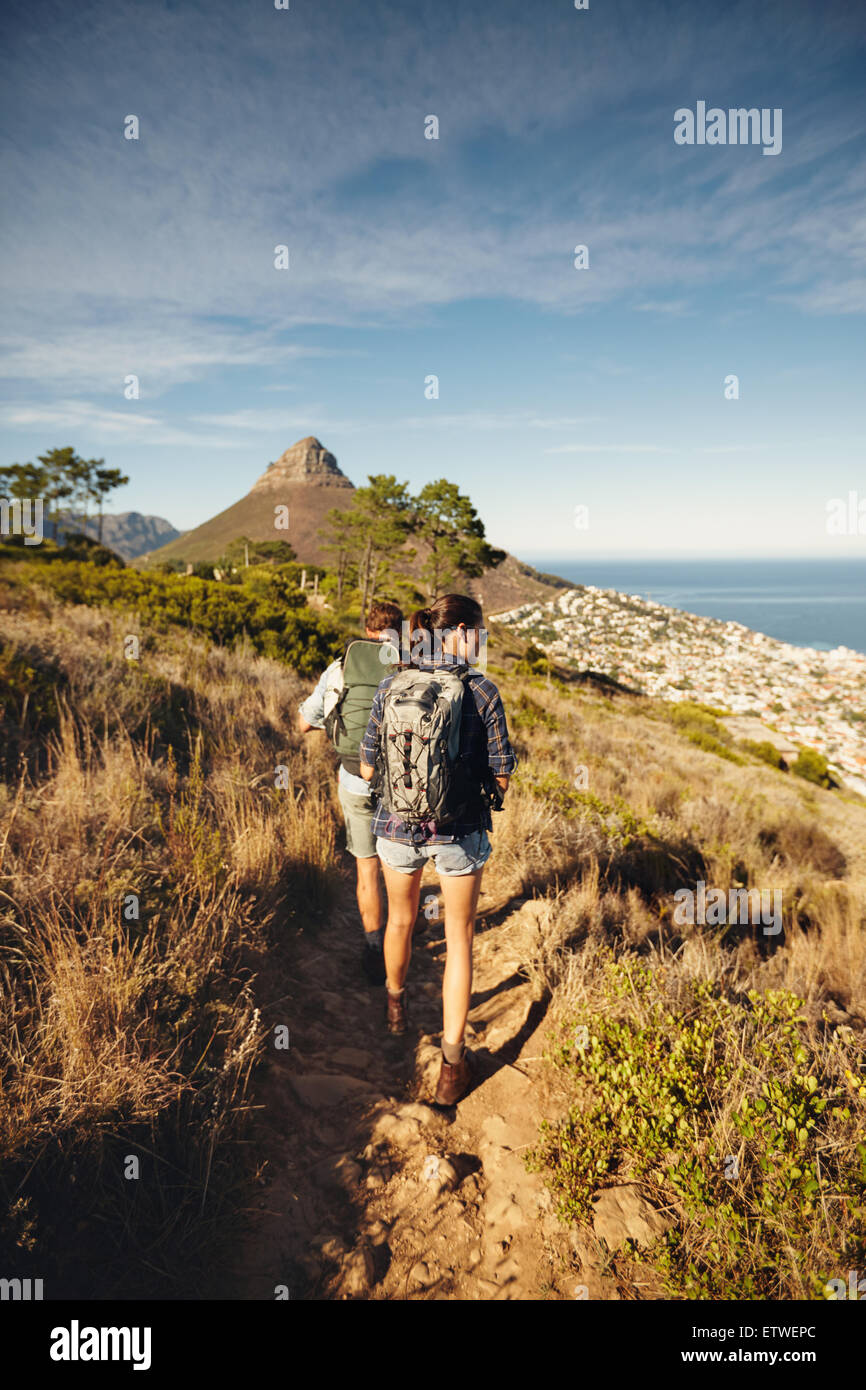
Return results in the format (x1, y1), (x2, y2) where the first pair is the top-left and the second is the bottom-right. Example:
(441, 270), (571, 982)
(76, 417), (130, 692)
(142, 434), (569, 612)
(59, 510), (183, 560)
(143, 436), (353, 568)
(2, 560), (863, 1300)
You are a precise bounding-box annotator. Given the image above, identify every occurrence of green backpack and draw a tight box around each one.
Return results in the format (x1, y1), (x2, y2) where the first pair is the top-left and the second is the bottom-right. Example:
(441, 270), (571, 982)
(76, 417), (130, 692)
(323, 638), (398, 776)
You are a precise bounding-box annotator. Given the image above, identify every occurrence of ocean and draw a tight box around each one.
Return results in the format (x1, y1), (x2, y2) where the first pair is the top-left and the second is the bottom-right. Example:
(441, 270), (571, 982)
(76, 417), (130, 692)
(522, 558), (866, 656)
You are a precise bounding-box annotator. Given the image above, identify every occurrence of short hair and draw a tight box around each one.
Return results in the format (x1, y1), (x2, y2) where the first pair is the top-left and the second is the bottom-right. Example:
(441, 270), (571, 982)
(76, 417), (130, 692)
(367, 599), (403, 632)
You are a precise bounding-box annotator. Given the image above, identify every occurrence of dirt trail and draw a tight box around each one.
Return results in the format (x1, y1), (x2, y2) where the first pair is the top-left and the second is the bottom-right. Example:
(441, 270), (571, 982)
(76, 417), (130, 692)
(227, 861), (637, 1301)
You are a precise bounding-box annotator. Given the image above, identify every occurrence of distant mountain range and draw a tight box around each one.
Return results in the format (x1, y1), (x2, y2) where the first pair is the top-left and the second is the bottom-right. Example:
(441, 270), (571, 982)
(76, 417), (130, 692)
(60, 511), (183, 561)
(143, 435), (569, 613)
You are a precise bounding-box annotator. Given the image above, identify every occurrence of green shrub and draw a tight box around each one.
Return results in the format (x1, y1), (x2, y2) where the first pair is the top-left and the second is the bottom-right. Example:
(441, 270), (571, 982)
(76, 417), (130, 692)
(528, 955), (866, 1299)
(685, 728), (745, 764)
(514, 643), (551, 676)
(742, 739), (787, 770)
(4, 560), (343, 678)
(792, 747), (835, 789)
(525, 770), (651, 848)
(662, 702), (744, 763)
(511, 693), (559, 732)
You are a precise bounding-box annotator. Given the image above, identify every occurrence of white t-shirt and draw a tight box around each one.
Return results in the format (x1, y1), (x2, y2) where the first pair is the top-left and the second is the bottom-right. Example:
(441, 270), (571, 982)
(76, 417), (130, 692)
(298, 658), (371, 797)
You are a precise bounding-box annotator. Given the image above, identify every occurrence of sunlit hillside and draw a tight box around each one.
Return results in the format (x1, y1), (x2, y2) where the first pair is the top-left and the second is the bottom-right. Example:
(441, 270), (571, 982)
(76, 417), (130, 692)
(1, 551), (864, 1299)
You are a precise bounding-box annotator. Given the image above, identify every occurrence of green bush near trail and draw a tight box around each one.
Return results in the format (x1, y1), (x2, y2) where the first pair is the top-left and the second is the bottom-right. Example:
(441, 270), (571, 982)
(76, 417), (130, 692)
(528, 954), (866, 1299)
(524, 769), (653, 849)
(792, 747), (835, 789)
(511, 693), (560, 732)
(684, 728), (745, 763)
(2, 559), (343, 678)
(0, 646), (63, 730)
(742, 739), (788, 770)
(663, 700), (745, 764)
(0, 534), (123, 567)
(514, 643), (552, 676)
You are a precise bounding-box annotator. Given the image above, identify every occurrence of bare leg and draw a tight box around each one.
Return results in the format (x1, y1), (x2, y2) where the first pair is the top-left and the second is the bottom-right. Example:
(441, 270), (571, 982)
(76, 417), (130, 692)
(354, 854), (383, 934)
(440, 868), (484, 1046)
(379, 863), (423, 991)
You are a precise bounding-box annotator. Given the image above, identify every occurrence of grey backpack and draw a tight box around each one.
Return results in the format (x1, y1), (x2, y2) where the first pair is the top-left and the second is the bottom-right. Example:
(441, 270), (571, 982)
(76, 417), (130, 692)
(374, 665), (475, 826)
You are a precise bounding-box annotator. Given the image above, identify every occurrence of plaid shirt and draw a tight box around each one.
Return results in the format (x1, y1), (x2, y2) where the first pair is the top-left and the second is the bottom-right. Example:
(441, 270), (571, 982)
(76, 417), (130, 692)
(359, 653), (517, 845)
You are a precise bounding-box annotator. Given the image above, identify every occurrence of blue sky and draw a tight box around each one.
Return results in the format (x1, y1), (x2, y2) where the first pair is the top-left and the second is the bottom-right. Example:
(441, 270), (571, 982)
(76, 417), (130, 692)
(1, 0), (864, 558)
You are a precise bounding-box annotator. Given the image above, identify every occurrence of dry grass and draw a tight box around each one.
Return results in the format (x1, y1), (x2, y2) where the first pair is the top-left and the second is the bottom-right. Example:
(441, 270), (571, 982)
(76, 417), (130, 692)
(2, 584), (863, 1299)
(488, 669), (866, 1297)
(0, 588), (343, 1294)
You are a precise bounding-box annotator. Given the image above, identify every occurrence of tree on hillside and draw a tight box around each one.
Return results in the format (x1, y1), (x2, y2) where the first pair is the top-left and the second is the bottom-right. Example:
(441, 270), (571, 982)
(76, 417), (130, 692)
(36, 447), (77, 540)
(13, 448), (128, 542)
(318, 507), (356, 604)
(412, 479), (505, 596)
(93, 464), (129, 542)
(216, 537), (298, 572)
(0, 461), (49, 500)
(68, 454), (98, 529)
(319, 474), (414, 619)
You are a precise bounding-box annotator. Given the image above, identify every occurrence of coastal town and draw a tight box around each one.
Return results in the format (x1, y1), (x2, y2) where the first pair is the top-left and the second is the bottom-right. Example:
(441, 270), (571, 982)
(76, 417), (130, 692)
(491, 586), (866, 792)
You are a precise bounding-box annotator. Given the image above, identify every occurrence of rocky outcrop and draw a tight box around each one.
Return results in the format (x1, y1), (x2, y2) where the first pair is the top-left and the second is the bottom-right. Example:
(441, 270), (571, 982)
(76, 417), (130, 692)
(250, 437), (353, 493)
(59, 511), (182, 561)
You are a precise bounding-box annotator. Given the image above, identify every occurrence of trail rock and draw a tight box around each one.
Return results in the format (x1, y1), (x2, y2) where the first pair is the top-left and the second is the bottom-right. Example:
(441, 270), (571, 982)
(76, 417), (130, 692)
(371, 1111), (424, 1147)
(319, 991), (347, 1014)
(364, 1219), (390, 1245)
(590, 1184), (674, 1250)
(331, 1046), (375, 1069)
(318, 1234), (349, 1262)
(329, 1154), (362, 1188)
(395, 1101), (441, 1128)
(479, 1143), (510, 1178)
(339, 1244), (376, 1298)
(409, 1260), (436, 1289)
(481, 1114), (511, 1147)
(290, 1072), (375, 1109)
(423, 1155), (459, 1194)
(484, 1197), (524, 1231)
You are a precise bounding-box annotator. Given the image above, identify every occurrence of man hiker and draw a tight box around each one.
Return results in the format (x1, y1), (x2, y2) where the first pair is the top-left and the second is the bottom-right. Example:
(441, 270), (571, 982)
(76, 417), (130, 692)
(297, 600), (403, 985)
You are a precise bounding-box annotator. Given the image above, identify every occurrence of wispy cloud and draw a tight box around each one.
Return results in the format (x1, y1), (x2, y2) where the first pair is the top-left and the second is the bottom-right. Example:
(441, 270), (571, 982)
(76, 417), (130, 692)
(545, 443), (679, 455)
(1, 0), (863, 404)
(633, 299), (692, 316)
(401, 411), (604, 431)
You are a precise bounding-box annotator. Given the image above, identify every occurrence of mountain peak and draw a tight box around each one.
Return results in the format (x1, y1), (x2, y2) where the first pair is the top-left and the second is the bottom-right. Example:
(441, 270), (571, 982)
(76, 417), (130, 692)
(250, 436), (353, 493)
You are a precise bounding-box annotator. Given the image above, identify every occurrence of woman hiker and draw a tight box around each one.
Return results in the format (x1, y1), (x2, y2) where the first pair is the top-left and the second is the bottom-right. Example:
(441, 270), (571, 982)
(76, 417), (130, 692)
(358, 594), (516, 1105)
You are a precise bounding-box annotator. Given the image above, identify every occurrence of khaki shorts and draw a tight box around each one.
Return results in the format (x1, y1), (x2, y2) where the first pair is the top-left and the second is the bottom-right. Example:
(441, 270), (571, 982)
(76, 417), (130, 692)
(337, 780), (378, 859)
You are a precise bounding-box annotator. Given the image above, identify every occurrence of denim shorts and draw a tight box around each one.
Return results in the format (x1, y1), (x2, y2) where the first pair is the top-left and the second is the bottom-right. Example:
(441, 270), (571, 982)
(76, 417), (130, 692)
(376, 828), (492, 876)
(337, 780), (378, 859)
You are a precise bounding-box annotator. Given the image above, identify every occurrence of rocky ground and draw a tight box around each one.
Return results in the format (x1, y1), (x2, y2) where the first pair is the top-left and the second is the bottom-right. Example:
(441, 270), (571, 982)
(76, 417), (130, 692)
(228, 863), (668, 1301)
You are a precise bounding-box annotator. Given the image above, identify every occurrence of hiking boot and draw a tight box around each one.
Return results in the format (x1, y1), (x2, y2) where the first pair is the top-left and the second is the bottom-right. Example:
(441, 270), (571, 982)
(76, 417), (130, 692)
(434, 1048), (474, 1106)
(361, 943), (386, 986)
(385, 989), (408, 1035)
